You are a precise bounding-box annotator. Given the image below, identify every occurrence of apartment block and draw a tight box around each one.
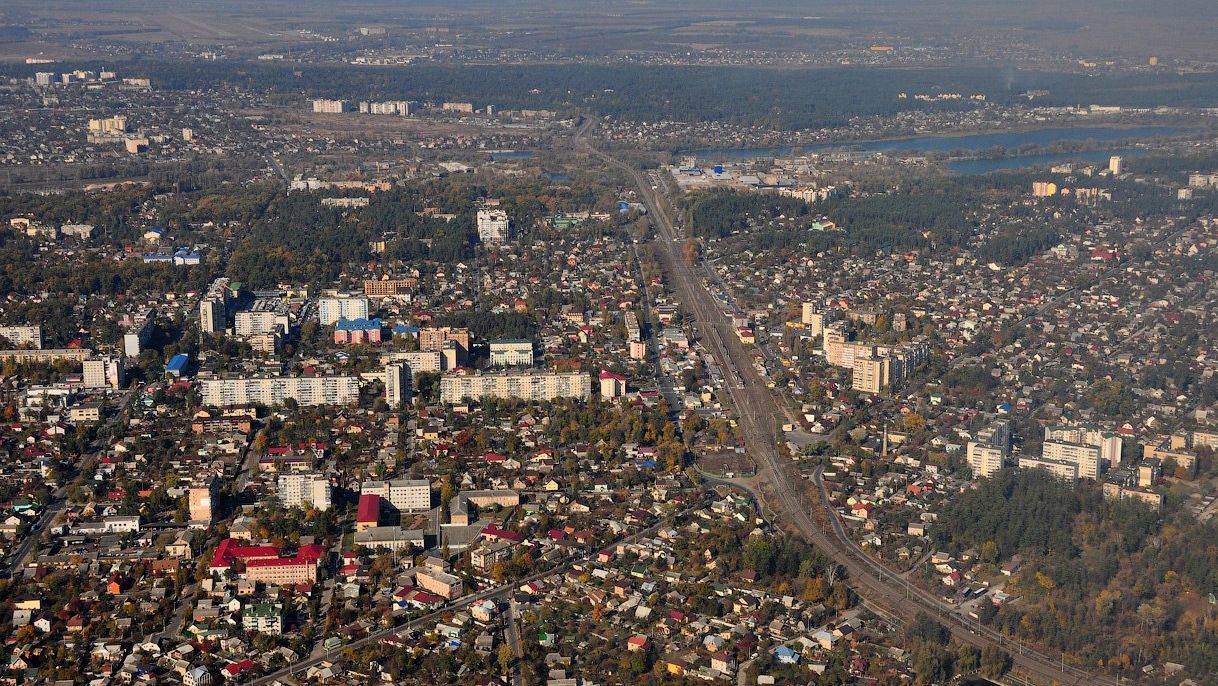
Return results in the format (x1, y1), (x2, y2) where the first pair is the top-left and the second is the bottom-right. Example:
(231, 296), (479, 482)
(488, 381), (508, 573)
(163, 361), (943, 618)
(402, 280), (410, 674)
(0, 325), (42, 349)
(1018, 456), (1080, 482)
(277, 473), (332, 511)
(242, 603), (283, 635)
(415, 568), (463, 599)
(419, 327), (470, 357)
(851, 354), (890, 394)
(189, 476), (219, 523)
(361, 479), (431, 512)
(624, 311), (641, 343)
(318, 293), (369, 326)
(489, 339), (534, 367)
(440, 371), (592, 404)
(311, 99), (349, 113)
(83, 355), (124, 389)
(364, 278), (417, 297)
(383, 351), (443, 373)
(200, 375), (359, 407)
(1041, 440), (1102, 480)
(966, 442), (1005, 479)
(1102, 482), (1163, 512)
(1044, 423), (1123, 467)
(199, 278), (232, 334)
(476, 209), (510, 244)
(385, 363), (412, 408)
(122, 307), (157, 357)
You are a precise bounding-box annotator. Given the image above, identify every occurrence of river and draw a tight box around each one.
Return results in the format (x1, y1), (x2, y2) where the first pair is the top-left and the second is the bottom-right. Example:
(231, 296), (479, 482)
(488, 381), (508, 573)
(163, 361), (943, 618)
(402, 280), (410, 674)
(682, 125), (1194, 162)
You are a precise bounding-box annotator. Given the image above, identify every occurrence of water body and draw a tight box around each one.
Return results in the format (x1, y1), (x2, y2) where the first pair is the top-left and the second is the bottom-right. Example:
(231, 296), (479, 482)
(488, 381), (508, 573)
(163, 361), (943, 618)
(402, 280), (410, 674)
(948, 146), (1144, 175)
(683, 125), (1193, 161)
(489, 150), (534, 161)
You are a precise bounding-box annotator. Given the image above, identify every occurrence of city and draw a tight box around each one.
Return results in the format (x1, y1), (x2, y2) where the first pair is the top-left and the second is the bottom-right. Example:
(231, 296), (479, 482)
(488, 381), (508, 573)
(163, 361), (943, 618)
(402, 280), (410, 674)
(0, 1), (1216, 685)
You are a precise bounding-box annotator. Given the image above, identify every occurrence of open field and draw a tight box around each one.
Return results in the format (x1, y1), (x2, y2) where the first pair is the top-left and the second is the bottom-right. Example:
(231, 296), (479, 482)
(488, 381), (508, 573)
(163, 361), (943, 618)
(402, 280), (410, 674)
(1, 0), (1215, 61)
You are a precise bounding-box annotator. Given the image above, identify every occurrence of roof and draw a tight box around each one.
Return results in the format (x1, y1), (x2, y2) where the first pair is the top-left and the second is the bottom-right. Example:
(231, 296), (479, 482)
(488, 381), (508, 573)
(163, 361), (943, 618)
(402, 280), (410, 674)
(166, 354), (189, 372)
(357, 494), (381, 523)
(210, 539), (280, 569)
(335, 317), (382, 331)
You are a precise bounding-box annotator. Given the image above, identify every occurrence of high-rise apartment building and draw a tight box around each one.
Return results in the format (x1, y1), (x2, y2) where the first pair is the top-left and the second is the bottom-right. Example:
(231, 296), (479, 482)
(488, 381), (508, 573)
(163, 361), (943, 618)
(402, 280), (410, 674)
(200, 278), (232, 334)
(83, 355), (124, 389)
(123, 307), (157, 357)
(318, 293), (369, 326)
(966, 442), (1005, 479)
(1041, 440), (1102, 480)
(385, 363), (411, 408)
(476, 209), (510, 244)
(277, 473), (332, 511)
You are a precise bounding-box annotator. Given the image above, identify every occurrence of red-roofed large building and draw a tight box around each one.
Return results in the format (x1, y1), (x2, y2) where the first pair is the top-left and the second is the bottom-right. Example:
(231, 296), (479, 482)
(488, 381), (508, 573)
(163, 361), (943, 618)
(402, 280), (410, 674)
(357, 494), (382, 532)
(210, 538), (326, 585)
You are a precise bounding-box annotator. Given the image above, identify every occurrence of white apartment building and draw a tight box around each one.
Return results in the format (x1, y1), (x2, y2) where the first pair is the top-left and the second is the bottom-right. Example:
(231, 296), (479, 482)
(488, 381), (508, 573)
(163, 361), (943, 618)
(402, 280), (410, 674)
(235, 310), (288, 337)
(200, 375), (359, 407)
(1041, 440), (1102, 480)
(277, 473), (332, 511)
(488, 339), (534, 367)
(318, 294), (370, 326)
(0, 325), (42, 349)
(83, 355), (124, 389)
(385, 363), (411, 408)
(801, 304), (827, 337)
(312, 99), (348, 113)
(966, 441), (1005, 479)
(1044, 423), (1122, 467)
(123, 307), (157, 357)
(361, 479), (431, 512)
(476, 209), (510, 244)
(1018, 456), (1080, 482)
(383, 351), (443, 372)
(199, 278), (231, 334)
(440, 371), (591, 403)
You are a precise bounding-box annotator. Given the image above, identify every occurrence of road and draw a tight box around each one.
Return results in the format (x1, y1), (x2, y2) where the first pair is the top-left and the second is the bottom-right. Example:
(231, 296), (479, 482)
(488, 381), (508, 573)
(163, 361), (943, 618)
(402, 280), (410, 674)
(505, 597), (524, 686)
(577, 119), (1117, 686)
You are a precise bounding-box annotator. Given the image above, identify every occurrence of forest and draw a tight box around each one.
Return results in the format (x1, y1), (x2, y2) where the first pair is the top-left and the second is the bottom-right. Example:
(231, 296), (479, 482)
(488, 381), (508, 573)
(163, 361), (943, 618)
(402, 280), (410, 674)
(684, 189), (811, 238)
(936, 469), (1218, 677)
(1, 60), (1214, 130)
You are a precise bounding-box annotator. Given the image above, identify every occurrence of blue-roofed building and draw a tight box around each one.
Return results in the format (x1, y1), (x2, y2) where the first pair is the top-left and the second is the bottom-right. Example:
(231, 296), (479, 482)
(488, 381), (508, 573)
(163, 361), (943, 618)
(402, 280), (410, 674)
(335, 318), (383, 345)
(774, 645), (800, 664)
(166, 353), (190, 378)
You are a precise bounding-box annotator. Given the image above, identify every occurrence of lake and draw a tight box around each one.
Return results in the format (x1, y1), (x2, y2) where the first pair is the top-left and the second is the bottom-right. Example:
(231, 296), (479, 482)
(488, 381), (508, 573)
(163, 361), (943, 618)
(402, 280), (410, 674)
(683, 125), (1194, 161)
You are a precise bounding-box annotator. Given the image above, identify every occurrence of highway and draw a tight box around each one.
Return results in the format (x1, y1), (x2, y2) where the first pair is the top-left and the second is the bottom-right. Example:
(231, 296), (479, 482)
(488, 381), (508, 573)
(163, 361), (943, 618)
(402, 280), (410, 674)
(576, 118), (1117, 686)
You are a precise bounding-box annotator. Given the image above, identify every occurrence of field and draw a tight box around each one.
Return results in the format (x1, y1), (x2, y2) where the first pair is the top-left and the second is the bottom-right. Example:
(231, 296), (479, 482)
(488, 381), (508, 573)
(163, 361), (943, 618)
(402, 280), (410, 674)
(1, 0), (1215, 61)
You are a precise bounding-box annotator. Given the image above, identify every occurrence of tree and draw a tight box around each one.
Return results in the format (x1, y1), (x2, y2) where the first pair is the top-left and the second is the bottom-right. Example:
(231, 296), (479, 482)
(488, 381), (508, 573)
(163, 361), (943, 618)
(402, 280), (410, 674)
(683, 237), (700, 266)
(498, 644), (513, 674)
(980, 645), (1011, 678)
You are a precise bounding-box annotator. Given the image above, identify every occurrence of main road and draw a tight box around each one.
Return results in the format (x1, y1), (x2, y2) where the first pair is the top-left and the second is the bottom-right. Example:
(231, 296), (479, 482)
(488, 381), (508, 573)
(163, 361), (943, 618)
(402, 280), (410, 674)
(576, 117), (1116, 686)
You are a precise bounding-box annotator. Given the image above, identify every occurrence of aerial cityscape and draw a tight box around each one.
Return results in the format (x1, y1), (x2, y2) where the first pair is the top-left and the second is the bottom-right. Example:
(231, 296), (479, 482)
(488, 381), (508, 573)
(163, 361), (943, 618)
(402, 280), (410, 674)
(0, 1), (1217, 685)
